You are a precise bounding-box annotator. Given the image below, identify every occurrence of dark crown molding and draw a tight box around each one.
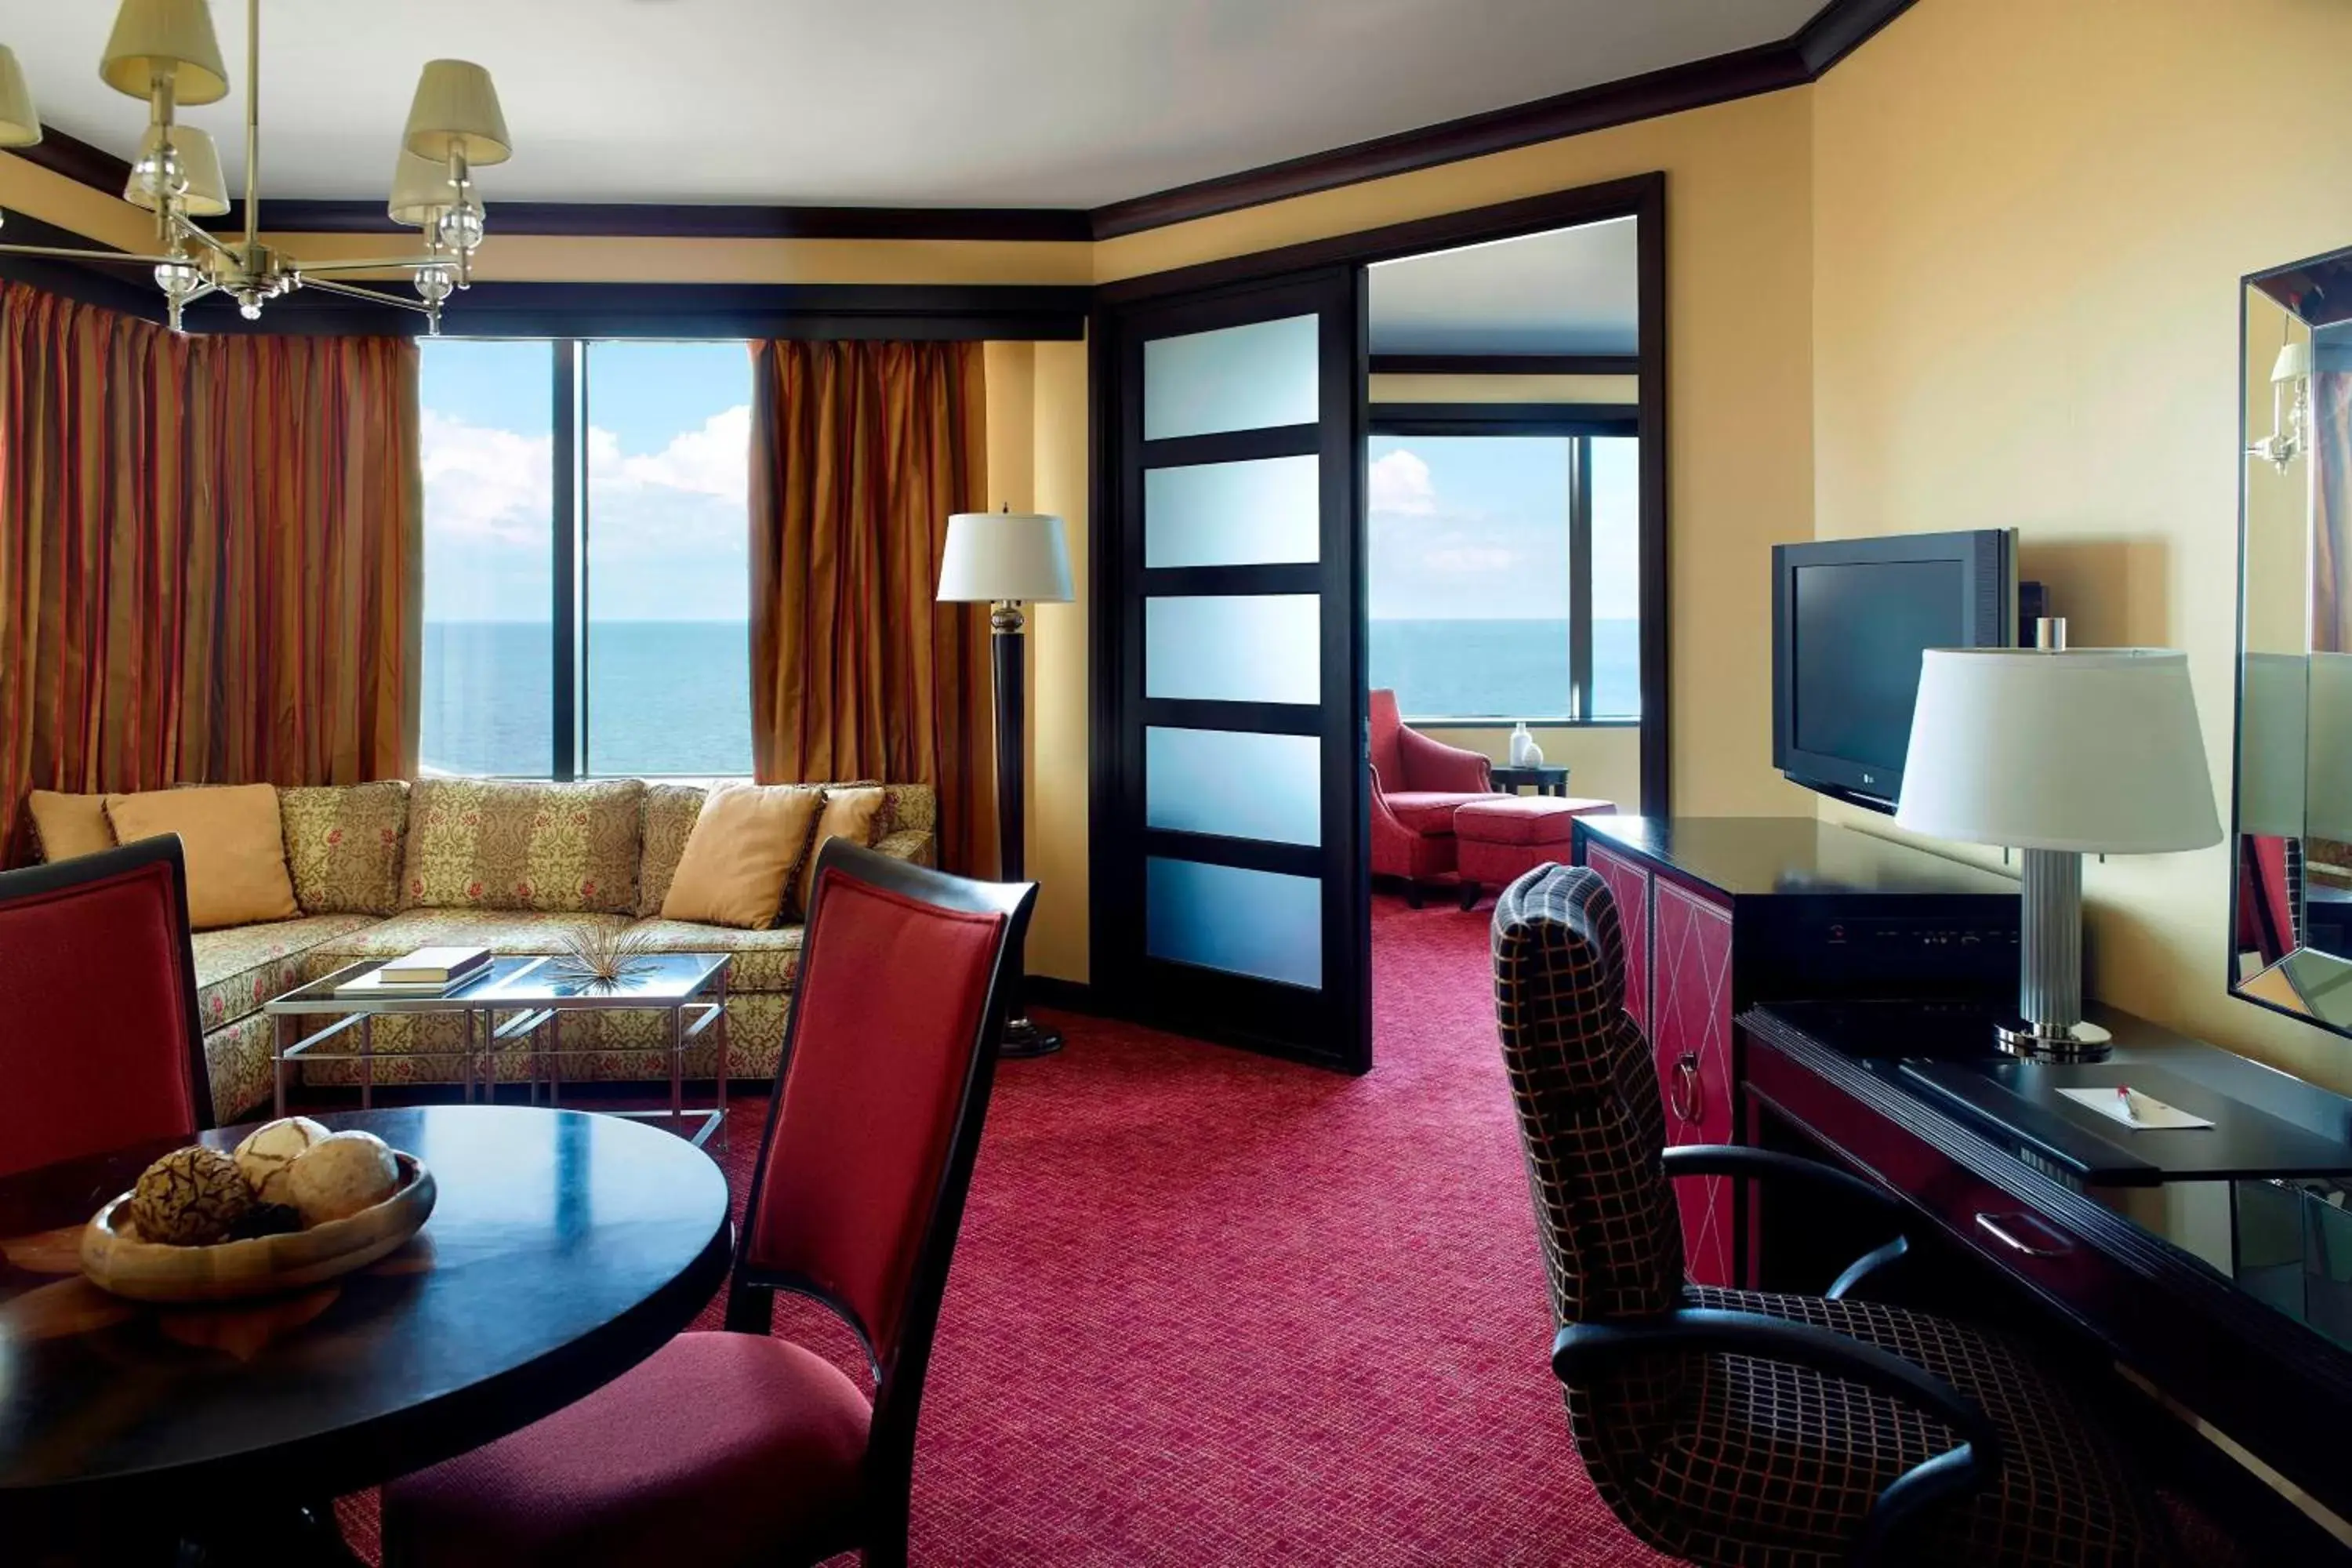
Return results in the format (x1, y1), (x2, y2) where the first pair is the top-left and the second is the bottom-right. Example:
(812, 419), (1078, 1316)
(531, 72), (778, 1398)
(7, 0), (1910, 249)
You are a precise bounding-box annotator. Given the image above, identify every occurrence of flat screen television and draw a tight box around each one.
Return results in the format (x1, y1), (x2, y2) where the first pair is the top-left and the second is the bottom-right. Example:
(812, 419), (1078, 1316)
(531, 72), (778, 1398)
(1771, 529), (2017, 811)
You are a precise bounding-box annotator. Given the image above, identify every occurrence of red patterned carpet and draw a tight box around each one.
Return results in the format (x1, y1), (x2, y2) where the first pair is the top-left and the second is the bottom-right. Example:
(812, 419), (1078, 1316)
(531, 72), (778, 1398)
(339, 895), (1668, 1565)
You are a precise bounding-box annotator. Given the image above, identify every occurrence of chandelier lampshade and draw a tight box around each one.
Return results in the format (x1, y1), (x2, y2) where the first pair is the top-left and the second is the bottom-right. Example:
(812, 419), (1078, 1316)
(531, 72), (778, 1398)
(0, 47), (39, 147)
(387, 148), (480, 227)
(124, 124), (229, 216)
(99, 0), (230, 106)
(402, 60), (510, 165)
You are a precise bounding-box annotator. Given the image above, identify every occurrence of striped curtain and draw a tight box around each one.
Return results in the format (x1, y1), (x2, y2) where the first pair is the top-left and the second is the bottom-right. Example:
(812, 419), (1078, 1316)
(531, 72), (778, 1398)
(0, 281), (420, 862)
(749, 340), (994, 876)
(2315, 364), (2352, 653)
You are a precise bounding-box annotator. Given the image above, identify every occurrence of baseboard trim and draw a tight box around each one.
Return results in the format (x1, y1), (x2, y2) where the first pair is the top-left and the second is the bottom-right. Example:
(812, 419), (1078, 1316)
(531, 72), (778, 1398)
(1023, 975), (1102, 1015)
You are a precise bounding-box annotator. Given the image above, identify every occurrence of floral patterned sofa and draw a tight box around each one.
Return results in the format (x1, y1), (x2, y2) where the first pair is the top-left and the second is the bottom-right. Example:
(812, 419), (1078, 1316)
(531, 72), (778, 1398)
(138, 778), (934, 1121)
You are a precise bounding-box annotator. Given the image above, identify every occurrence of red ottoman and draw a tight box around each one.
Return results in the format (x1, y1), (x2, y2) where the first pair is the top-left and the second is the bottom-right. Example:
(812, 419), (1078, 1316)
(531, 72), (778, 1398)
(1453, 796), (1615, 909)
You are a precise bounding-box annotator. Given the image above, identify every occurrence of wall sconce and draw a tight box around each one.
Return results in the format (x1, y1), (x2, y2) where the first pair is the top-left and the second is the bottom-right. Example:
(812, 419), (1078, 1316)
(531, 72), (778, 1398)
(2251, 339), (2312, 471)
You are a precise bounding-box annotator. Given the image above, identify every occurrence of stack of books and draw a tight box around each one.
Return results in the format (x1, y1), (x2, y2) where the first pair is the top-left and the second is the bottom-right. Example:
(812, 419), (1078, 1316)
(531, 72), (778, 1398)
(334, 946), (493, 1000)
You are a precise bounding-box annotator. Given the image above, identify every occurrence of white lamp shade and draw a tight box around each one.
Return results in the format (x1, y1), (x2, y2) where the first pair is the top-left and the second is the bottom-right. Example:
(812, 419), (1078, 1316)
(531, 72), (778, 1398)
(387, 147), (480, 227)
(0, 47), (42, 147)
(123, 123), (227, 216)
(2308, 651), (2352, 844)
(2274, 341), (2314, 384)
(937, 512), (1073, 604)
(2238, 651), (2310, 840)
(1896, 648), (2222, 854)
(402, 60), (511, 165)
(99, 0), (230, 105)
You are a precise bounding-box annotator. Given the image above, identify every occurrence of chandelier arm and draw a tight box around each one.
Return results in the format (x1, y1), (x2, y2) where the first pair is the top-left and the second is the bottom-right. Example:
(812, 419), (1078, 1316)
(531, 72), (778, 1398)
(0, 242), (183, 266)
(173, 221), (242, 263)
(296, 256), (475, 275)
(297, 275), (434, 314)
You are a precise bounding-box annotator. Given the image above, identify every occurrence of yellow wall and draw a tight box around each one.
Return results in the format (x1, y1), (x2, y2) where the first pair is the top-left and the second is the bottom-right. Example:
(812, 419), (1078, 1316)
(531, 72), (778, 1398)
(1424, 724), (1642, 814)
(1811, 0), (2352, 1090)
(1367, 372), (1636, 405)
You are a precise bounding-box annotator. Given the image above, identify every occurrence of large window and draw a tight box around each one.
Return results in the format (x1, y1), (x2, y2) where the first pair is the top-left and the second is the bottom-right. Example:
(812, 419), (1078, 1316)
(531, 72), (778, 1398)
(1367, 427), (1640, 723)
(420, 339), (753, 778)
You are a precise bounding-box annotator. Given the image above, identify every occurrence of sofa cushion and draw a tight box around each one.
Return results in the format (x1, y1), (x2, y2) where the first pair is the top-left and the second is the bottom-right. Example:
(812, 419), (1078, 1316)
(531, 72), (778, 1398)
(303, 909), (634, 975)
(635, 785), (707, 917)
(25, 789), (114, 862)
(790, 786), (890, 920)
(191, 913), (381, 1034)
(1383, 790), (1488, 836)
(662, 784), (823, 930)
(280, 782), (410, 915)
(622, 918), (804, 994)
(400, 779), (644, 914)
(106, 784), (300, 930)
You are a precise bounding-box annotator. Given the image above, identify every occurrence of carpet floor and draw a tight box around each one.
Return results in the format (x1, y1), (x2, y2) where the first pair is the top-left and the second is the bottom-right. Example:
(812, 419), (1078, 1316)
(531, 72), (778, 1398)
(337, 895), (1671, 1565)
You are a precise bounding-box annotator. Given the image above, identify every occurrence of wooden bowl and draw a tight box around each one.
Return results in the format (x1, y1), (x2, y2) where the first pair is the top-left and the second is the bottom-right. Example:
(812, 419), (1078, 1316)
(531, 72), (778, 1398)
(80, 1153), (436, 1303)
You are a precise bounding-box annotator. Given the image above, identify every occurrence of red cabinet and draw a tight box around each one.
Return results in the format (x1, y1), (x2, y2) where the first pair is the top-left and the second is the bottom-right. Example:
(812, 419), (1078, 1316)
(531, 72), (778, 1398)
(1585, 844), (1652, 1036)
(1652, 880), (1735, 1286)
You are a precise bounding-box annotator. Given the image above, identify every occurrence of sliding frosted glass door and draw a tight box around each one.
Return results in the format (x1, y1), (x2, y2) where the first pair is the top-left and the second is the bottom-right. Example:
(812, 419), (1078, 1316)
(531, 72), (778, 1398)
(1095, 269), (1369, 1071)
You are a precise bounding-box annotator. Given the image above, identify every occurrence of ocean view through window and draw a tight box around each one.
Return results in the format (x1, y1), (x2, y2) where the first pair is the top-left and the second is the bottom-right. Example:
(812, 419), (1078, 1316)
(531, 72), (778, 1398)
(420, 339), (752, 778)
(1368, 432), (1640, 722)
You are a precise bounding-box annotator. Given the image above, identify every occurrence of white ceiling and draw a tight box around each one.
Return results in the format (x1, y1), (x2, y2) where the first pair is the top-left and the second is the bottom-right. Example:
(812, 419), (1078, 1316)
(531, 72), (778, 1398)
(1368, 217), (1637, 354)
(0, 0), (1821, 209)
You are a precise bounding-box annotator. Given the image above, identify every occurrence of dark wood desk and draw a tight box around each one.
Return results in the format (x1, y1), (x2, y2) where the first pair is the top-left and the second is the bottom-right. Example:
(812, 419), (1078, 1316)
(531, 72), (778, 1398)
(1744, 999), (2352, 1545)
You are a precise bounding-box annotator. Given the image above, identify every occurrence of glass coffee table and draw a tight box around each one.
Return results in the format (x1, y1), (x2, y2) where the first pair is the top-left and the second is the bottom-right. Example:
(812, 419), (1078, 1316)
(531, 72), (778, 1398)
(267, 953), (734, 1148)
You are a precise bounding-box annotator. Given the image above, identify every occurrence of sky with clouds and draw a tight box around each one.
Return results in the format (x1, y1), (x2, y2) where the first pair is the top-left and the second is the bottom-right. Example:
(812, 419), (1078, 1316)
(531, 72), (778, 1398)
(1370, 434), (1640, 622)
(420, 339), (752, 624)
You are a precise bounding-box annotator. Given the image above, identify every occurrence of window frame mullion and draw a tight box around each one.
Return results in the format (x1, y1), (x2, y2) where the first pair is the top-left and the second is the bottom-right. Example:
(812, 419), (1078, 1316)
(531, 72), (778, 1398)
(551, 339), (582, 781)
(1568, 434), (1594, 725)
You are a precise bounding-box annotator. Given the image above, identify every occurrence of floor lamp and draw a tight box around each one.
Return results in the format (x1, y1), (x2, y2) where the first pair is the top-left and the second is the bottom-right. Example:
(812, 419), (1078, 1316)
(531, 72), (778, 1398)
(938, 509), (1074, 1057)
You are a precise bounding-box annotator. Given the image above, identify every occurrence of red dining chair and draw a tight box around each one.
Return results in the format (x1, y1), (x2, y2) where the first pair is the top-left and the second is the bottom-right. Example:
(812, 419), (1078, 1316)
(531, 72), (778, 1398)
(0, 835), (210, 1178)
(383, 838), (1038, 1568)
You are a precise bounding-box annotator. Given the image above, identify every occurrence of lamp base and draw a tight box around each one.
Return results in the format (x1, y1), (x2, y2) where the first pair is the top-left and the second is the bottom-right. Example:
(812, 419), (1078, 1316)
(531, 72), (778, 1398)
(1000, 1014), (1064, 1059)
(1994, 1018), (2113, 1062)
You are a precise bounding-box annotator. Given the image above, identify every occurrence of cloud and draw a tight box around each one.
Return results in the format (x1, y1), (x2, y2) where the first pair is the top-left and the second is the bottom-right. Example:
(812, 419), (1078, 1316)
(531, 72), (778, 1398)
(419, 409), (553, 546)
(594, 404), (751, 504)
(1421, 546), (1520, 574)
(1368, 448), (1436, 515)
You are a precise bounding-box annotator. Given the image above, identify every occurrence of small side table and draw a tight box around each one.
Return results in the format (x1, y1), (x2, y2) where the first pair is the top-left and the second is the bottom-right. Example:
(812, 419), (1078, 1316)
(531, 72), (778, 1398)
(1490, 763), (1571, 797)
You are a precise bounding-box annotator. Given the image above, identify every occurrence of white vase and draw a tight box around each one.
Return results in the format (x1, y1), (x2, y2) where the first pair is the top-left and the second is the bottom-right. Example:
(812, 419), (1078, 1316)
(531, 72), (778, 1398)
(1523, 735), (1544, 767)
(1508, 723), (1537, 767)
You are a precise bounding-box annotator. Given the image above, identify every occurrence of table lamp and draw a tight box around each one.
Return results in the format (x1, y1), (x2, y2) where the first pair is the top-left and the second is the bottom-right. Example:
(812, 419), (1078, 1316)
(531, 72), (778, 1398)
(1897, 641), (2222, 1060)
(938, 508), (1075, 1057)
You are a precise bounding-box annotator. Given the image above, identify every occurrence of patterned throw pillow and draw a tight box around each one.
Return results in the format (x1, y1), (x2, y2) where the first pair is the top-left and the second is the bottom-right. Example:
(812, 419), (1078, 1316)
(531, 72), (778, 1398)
(635, 784), (708, 917)
(398, 779), (644, 914)
(279, 782), (409, 915)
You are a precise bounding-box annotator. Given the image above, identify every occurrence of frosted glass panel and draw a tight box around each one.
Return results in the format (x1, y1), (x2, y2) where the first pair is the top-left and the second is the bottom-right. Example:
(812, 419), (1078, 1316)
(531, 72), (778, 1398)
(1146, 595), (1319, 705)
(1145, 455), (1319, 568)
(1148, 728), (1321, 845)
(1147, 857), (1322, 988)
(1144, 314), (1319, 441)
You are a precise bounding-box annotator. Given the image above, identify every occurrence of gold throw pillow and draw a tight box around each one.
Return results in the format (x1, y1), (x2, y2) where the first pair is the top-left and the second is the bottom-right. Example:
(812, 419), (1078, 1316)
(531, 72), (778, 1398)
(793, 785), (892, 920)
(660, 783), (824, 930)
(103, 783), (299, 931)
(26, 789), (116, 862)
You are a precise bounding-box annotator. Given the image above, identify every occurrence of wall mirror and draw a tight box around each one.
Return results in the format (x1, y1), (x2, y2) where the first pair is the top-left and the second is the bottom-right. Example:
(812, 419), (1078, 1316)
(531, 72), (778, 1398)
(2233, 244), (2352, 1029)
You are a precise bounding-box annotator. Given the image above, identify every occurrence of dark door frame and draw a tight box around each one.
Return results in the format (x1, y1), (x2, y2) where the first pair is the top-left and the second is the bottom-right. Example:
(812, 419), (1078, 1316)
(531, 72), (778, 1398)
(1087, 172), (1668, 1058)
(1094, 169), (1670, 821)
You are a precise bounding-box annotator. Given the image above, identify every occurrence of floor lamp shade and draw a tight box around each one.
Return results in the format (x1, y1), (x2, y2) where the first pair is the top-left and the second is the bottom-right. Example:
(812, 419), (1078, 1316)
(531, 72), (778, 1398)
(938, 512), (1073, 605)
(936, 510), (1069, 1057)
(1896, 648), (2220, 1058)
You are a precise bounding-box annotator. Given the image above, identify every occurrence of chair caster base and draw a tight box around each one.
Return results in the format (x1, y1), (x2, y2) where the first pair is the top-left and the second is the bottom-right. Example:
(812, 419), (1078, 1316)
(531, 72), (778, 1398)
(1000, 1014), (1063, 1058)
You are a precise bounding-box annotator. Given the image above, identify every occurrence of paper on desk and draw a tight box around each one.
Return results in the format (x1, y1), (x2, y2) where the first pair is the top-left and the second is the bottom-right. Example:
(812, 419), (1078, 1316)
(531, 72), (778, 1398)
(2055, 1086), (2214, 1131)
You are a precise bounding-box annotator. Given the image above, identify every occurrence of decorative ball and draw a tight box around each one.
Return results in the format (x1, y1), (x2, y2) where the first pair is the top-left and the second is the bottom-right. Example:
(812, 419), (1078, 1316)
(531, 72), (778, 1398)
(286, 1130), (400, 1225)
(231, 1116), (331, 1204)
(126, 1145), (253, 1246)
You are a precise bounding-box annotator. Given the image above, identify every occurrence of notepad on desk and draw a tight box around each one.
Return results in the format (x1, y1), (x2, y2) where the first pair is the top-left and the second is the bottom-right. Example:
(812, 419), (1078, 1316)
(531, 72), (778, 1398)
(2056, 1085), (2215, 1131)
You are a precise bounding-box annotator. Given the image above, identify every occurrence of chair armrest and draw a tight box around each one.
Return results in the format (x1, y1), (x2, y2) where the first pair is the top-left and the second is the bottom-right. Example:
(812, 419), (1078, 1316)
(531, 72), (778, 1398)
(1662, 1145), (1910, 1298)
(1552, 1308), (2002, 1566)
(1661, 1144), (1903, 1217)
(1396, 725), (1494, 793)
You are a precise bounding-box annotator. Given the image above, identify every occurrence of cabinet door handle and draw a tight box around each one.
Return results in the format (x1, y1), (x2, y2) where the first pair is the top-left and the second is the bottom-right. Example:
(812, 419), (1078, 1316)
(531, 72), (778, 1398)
(1973, 1211), (2069, 1258)
(1670, 1051), (1702, 1123)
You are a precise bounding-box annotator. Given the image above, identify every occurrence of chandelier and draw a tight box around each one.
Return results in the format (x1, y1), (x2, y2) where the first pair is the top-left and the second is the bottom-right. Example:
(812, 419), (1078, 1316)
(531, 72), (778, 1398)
(0, 0), (510, 333)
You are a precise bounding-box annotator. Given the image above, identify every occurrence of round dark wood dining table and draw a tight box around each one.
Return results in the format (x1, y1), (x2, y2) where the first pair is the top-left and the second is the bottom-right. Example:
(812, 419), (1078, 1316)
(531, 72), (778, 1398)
(0, 1105), (732, 1563)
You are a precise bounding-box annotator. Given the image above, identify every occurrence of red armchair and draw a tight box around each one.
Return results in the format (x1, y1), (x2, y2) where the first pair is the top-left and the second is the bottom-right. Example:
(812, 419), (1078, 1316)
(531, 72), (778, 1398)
(1370, 688), (1497, 907)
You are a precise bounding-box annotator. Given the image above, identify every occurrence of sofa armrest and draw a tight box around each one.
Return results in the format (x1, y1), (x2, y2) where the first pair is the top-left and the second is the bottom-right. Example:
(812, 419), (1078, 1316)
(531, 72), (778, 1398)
(874, 829), (936, 869)
(1397, 726), (1493, 793)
